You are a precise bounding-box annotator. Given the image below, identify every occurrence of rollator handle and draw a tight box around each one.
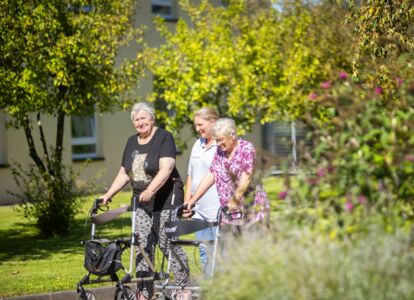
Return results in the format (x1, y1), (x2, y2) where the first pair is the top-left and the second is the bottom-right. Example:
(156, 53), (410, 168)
(90, 198), (110, 216)
(177, 203), (196, 218)
(222, 206), (243, 220)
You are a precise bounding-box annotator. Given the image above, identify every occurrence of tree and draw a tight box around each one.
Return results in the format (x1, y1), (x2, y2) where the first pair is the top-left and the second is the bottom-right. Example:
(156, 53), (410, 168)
(347, 0), (414, 87)
(0, 0), (143, 237)
(144, 0), (352, 138)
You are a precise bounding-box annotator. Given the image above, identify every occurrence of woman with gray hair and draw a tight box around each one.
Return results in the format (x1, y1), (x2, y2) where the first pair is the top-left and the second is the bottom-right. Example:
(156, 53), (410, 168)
(184, 117), (270, 227)
(100, 102), (190, 300)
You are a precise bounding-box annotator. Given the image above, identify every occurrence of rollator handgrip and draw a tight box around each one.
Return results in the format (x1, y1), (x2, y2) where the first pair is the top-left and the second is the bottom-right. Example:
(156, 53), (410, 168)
(222, 206), (243, 220)
(91, 198), (110, 216)
(177, 203), (196, 218)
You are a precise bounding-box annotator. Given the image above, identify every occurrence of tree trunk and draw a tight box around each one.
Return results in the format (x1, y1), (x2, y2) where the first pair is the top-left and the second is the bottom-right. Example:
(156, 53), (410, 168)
(36, 113), (52, 174)
(53, 110), (65, 178)
(22, 114), (46, 174)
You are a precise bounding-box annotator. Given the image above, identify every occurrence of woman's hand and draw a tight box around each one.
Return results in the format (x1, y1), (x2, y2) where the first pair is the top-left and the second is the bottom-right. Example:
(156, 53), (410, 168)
(182, 202), (194, 218)
(227, 197), (241, 212)
(100, 195), (111, 205)
(139, 188), (154, 202)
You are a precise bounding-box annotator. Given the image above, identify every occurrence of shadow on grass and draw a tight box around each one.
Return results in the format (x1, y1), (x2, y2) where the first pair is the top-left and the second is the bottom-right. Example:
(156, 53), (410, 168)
(0, 215), (133, 262)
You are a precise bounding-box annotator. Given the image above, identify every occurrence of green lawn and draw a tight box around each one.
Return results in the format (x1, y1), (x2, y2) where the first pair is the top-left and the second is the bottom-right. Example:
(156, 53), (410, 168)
(0, 176), (283, 297)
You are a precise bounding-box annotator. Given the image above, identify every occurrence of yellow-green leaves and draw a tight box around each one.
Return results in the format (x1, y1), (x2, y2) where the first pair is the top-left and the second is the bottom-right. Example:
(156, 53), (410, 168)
(144, 0), (352, 138)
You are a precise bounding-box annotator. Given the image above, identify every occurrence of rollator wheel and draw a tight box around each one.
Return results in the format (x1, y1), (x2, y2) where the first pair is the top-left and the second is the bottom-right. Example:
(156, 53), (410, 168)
(115, 286), (136, 300)
(77, 290), (95, 300)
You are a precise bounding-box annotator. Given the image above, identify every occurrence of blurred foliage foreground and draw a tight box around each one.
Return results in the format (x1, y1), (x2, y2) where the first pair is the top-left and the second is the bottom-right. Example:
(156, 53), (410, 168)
(203, 55), (414, 299)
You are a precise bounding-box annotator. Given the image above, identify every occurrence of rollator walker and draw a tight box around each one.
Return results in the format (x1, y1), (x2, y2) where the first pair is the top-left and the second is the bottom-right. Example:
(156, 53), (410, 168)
(77, 179), (223, 300)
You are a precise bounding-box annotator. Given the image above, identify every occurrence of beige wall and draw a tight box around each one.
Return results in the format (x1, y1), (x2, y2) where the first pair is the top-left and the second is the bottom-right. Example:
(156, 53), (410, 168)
(0, 0), (263, 204)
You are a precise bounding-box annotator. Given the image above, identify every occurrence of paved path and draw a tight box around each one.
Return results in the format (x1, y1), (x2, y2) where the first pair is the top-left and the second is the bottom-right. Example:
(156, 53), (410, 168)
(3, 286), (119, 300)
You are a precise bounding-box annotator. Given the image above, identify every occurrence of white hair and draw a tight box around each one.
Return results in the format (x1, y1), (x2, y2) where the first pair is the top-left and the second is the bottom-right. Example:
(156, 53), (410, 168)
(130, 102), (155, 121)
(212, 118), (237, 139)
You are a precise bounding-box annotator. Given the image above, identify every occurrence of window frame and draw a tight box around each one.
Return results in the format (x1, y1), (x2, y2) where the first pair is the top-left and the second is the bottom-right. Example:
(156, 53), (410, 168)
(151, 0), (177, 21)
(262, 121), (313, 173)
(71, 112), (101, 161)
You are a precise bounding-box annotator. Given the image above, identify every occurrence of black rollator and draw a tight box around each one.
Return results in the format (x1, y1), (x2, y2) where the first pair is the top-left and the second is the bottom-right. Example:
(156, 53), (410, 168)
(77, 178), (224, 300)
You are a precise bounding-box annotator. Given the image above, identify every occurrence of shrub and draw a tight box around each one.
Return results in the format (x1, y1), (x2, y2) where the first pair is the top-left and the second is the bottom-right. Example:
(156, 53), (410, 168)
(281, 56), (414, 236)
(204, 224), (414, 300)
(9, 161), (95, 237)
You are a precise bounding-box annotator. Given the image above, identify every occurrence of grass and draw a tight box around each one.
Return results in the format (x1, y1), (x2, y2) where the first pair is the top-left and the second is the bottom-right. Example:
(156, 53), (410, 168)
(0, 176), (284, 297)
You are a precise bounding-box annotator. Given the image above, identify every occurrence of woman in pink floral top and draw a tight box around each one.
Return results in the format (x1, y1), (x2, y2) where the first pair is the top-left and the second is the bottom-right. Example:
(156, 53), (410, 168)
(184, 118), (270, 226)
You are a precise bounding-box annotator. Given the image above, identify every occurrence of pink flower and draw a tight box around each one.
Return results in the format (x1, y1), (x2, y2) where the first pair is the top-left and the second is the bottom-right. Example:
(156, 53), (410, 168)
(396, 77), (403, 86)
(357, 195), (367, 204)
(278, 190), (288, 200)
(316, 167), (326, 177)
(320, 81), (331, 89)
(339, 71), (348, 80)
(374, 86), (383, 94)
(345, 201), (354, 212)
(308, 92), (318, 100)
(404, 154), (414, 162)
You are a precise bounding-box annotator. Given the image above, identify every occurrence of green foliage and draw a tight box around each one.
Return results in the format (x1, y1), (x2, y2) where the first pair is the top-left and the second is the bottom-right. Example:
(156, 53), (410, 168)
(282, 55), (414, 236)
(0, 0), (143, 116)
(145, 0), (352, 138)
(9, 160), (96, 237)
(347, 0), (414, 80)
(204, 225), (414, 300)
(0, 0), (143, 237)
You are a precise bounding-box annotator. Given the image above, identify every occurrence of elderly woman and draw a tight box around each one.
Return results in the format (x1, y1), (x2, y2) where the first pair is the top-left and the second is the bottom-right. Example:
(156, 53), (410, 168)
(184, 107), (220, 277)
(100, 102), (190, 300)
(184, 118), (270, 227)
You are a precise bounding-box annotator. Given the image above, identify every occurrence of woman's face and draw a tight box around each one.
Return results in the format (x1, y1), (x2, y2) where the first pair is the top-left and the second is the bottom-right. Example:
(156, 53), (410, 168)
(194, 116), (215, 140)
(132, 109), (154, 136)
(215, 131), (237, 154)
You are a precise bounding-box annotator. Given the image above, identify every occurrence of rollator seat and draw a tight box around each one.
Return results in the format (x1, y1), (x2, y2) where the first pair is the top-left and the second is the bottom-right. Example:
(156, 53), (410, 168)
(91, 205), (130, 225)
(165, 219), (218, 238)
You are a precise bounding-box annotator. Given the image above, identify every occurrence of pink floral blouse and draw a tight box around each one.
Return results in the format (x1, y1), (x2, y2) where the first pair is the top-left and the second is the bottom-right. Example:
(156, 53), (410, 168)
(209, 138), (270, 225)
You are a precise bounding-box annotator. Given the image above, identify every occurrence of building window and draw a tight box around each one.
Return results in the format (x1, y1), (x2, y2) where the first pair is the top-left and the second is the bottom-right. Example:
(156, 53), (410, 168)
(263, 121), (313, 173)
(220, 0), (230, 7)
(71, 113), (99, 160)
(0, 112), (7, 166)
(151, 0), (177, 20)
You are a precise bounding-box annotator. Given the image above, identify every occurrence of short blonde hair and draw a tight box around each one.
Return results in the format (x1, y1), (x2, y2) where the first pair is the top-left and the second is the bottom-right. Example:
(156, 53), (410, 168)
(212, 118), (237, 139)
(131, 102), (155, 121)
(194, 107), (219, 121)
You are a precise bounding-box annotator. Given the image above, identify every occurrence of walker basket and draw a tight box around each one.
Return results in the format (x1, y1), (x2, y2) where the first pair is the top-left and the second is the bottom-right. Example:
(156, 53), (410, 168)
(83, 240), (122, 276)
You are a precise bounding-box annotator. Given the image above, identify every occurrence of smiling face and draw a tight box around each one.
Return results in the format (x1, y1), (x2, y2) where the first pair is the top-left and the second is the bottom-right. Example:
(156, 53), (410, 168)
(194, 116), (216, 140)
(132, 109), (155, 136)
(215, 130), (237, 154)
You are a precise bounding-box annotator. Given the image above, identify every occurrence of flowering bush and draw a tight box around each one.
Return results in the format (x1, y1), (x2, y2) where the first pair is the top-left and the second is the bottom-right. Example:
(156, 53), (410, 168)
(282, 57), (414, 236)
